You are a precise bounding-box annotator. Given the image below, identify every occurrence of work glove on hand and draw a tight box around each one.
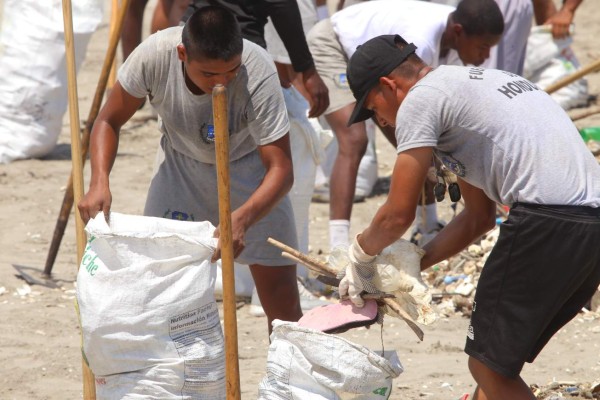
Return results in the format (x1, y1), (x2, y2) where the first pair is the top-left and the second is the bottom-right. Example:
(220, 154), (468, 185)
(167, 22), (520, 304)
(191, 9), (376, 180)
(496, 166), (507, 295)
(337, 235), (381, 307)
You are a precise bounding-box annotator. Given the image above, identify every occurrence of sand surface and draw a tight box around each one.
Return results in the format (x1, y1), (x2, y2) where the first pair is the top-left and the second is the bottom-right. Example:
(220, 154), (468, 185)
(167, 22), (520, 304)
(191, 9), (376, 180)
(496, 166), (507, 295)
(1, 0), (599, 398)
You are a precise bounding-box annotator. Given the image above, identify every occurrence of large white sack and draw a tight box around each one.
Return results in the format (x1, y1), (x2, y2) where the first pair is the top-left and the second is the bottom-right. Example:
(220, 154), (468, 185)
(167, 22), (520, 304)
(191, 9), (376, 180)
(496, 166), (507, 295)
(77, 212), (225, 399)
(523, 25), (588, 110)
(0, 0), (103, 163)
(258, 320), (403, 399)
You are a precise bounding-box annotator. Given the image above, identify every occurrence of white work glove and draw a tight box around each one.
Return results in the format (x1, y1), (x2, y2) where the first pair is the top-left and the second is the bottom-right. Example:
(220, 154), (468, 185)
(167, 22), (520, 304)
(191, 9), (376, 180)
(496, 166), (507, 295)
(338, 235), (380, 307)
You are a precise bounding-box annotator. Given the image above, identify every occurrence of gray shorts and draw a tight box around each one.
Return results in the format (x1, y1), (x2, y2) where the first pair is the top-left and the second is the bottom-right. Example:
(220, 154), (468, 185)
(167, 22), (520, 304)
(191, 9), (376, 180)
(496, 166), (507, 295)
(307, 19), (356, 115)
(144, 136), (298, 266)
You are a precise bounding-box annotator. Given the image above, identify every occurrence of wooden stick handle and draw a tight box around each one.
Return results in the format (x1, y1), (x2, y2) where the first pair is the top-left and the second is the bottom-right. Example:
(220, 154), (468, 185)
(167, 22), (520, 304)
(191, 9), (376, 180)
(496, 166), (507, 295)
(545, 58), (600, 94)
(213, 85), (241, 400)
(280, 252), (333, 277)
(107, 0), (119, 90)
(61, 0), (96, 397)
(267, 237), (337, 276)
(383, 298), (424, 341)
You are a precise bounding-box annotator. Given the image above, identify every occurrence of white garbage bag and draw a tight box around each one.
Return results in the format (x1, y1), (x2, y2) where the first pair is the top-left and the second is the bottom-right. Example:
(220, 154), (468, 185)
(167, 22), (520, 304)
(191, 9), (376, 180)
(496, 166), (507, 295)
(0, 0), (103, 163)
(523, 25), (588, 110)
(258, 320), (403, 399)
(77, 212), (225, 400)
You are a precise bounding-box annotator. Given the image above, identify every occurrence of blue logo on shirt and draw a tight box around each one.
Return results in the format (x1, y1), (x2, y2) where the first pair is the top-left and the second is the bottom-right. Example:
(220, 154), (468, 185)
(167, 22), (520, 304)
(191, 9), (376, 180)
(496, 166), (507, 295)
(334, 73), (350, 89)
(439, 153), (466, 177)
(200, 123), (216, 144)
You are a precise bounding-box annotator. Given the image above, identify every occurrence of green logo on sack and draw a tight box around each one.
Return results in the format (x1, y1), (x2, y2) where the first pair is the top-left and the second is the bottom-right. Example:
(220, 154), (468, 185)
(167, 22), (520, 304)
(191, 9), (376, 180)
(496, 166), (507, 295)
(81, 237), (99, 276)
(373, 387), (388, 396)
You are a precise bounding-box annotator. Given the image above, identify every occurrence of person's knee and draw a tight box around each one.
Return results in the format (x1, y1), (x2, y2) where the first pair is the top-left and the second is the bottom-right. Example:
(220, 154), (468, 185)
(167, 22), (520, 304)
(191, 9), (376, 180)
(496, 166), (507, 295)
(337, 123), (368, 156)
(468, 356), (487, 382)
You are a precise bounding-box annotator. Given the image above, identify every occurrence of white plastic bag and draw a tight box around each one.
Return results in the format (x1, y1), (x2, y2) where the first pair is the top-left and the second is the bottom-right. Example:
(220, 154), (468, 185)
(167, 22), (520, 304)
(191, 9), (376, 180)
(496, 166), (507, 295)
(524, 25), (588, 110)
(214, 261), (255, 298)
(77, 212), (225, 399)
(258, 320), (403, 399)
(0, 0), (103, 163)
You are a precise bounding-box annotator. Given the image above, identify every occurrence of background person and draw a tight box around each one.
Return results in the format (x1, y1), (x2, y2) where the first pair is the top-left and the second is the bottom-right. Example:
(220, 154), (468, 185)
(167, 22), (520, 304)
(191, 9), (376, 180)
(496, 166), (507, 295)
(306, 0), (504, 249)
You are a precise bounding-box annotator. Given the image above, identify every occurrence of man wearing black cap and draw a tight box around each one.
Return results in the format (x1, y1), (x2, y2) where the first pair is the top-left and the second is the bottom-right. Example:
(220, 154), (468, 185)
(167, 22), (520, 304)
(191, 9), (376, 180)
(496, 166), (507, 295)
(339, 34), (600, 400)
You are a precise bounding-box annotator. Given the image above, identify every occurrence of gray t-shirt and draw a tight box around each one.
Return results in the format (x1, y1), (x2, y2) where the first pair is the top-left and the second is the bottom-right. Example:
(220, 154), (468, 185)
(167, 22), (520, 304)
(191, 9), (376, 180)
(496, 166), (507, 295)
(395, 65), (600, 207)
(118, 26), (289, 164)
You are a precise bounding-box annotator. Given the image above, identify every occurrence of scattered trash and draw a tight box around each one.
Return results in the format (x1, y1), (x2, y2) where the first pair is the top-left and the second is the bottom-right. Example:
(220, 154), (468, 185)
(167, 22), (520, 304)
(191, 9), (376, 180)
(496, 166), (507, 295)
(531, 381), (600, 399)
(15, 284), (31, 297)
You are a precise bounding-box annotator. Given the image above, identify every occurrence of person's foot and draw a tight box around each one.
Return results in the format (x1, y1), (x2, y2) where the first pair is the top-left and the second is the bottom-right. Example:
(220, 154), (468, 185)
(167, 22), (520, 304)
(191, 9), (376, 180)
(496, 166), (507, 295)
(249, 287), (266, 317)
(410, 222), (445, 247)
(248, 278), (331, 317)
(311, 182), (368, 203)
(311, 183), (330, 203)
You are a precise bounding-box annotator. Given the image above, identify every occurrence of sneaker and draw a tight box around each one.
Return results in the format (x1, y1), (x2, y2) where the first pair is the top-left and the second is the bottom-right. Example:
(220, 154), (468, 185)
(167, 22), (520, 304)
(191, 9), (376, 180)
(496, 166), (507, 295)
(312, 183), (330, 203)
(249, 287), (266, 317)
(410, 222), (445, 247)
(296, 277), (331, 311)
(248, 278), (331, 317)
(353, 187), (369, 203)
(311, 182), (368, 203)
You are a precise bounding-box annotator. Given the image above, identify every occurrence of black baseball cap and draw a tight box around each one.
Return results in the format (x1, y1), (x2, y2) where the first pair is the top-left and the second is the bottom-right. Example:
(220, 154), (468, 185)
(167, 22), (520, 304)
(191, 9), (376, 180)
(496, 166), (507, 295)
(347, 35), (417, 126)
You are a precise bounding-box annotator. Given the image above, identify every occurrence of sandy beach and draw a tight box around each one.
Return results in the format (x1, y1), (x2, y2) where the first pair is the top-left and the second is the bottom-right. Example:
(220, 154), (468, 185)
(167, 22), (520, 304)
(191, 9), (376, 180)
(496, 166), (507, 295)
(1, 0), (599, 398)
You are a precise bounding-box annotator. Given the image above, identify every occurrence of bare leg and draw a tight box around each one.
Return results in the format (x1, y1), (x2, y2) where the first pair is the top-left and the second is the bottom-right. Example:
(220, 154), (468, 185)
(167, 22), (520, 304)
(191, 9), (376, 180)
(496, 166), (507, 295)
(468, 357), (536, 400)
(325, 104), (368, 222)
(121, 0), (149, 61)
(250, 264), (302, 335)
(151, 0), (172, 33)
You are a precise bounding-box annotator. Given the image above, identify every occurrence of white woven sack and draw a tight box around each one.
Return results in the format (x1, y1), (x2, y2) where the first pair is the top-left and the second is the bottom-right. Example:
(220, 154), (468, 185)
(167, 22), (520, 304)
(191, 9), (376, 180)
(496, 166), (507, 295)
(524, 26), (588, 110)
(258, 321), (403, 399)
(77, 212), (225, 399)
(0, 0), (103, 163)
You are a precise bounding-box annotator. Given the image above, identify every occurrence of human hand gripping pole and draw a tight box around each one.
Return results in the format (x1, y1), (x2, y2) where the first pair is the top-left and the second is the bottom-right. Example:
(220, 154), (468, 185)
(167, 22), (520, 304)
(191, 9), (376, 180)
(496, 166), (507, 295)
(338, 235), (381, 307)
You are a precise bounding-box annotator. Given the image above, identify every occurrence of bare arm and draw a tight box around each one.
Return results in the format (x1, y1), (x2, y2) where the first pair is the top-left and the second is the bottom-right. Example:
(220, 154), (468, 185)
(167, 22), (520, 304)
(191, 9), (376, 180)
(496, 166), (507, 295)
(357, 145), (496, 272)
(533, 0), (583, 38)
(358, 146), (433, 256)
(264, 0), (330, 117)
(548, 0), (583, 38)
(211, 133), (294, 261)
(420, 178), (496, 271)
(532, 0), (557, 26)
(77, 82), (145, 223)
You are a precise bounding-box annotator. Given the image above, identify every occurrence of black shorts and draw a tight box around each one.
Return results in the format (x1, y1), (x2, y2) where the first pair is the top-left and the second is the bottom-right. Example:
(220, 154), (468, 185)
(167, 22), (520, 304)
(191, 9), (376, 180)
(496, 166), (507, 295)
(464, 203), (600, 378)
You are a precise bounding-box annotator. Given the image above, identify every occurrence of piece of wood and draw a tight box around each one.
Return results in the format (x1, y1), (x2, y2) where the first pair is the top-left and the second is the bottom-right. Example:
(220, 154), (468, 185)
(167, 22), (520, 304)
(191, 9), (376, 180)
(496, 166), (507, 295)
(61, 0), (96, 397)
(545, 58), (600, 94)
(267, 237), (337, 276)
(569, 105), (600, 122)
(107, 0), (119, 90)
(382, 298), (424, 341)
(213, 85), (241, 400)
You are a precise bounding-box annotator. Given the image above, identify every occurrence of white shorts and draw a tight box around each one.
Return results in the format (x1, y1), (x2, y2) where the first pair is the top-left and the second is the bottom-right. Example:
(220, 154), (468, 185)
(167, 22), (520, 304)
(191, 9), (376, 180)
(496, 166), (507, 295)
(144, 136), (298, 266)
(307, 18), (356, 115)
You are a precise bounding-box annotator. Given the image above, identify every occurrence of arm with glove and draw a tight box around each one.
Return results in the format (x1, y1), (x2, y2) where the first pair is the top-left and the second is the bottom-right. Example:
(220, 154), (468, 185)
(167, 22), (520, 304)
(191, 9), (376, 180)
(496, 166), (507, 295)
(338, 147), (432, 307)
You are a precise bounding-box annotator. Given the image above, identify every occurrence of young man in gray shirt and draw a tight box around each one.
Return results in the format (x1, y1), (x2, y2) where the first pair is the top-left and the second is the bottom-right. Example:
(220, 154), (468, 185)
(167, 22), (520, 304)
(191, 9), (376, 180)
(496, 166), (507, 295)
(78, 6), (302, 334)
(339, 34), (600, 399)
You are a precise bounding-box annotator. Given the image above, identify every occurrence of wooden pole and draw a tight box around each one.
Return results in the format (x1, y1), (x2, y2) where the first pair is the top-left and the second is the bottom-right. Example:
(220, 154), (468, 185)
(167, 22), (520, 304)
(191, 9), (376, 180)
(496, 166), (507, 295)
(44, 0), (131, 277)
(61, 0), (96, 397)
(212, 85), (241, 400)
(107, 0), (119, 90)
(545, 58), (600, 94)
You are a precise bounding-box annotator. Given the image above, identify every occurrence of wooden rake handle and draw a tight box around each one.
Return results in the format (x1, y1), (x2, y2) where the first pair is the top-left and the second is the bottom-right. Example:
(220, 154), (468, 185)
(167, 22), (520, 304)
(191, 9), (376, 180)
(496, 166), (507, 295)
(213, 85), (241, 400)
